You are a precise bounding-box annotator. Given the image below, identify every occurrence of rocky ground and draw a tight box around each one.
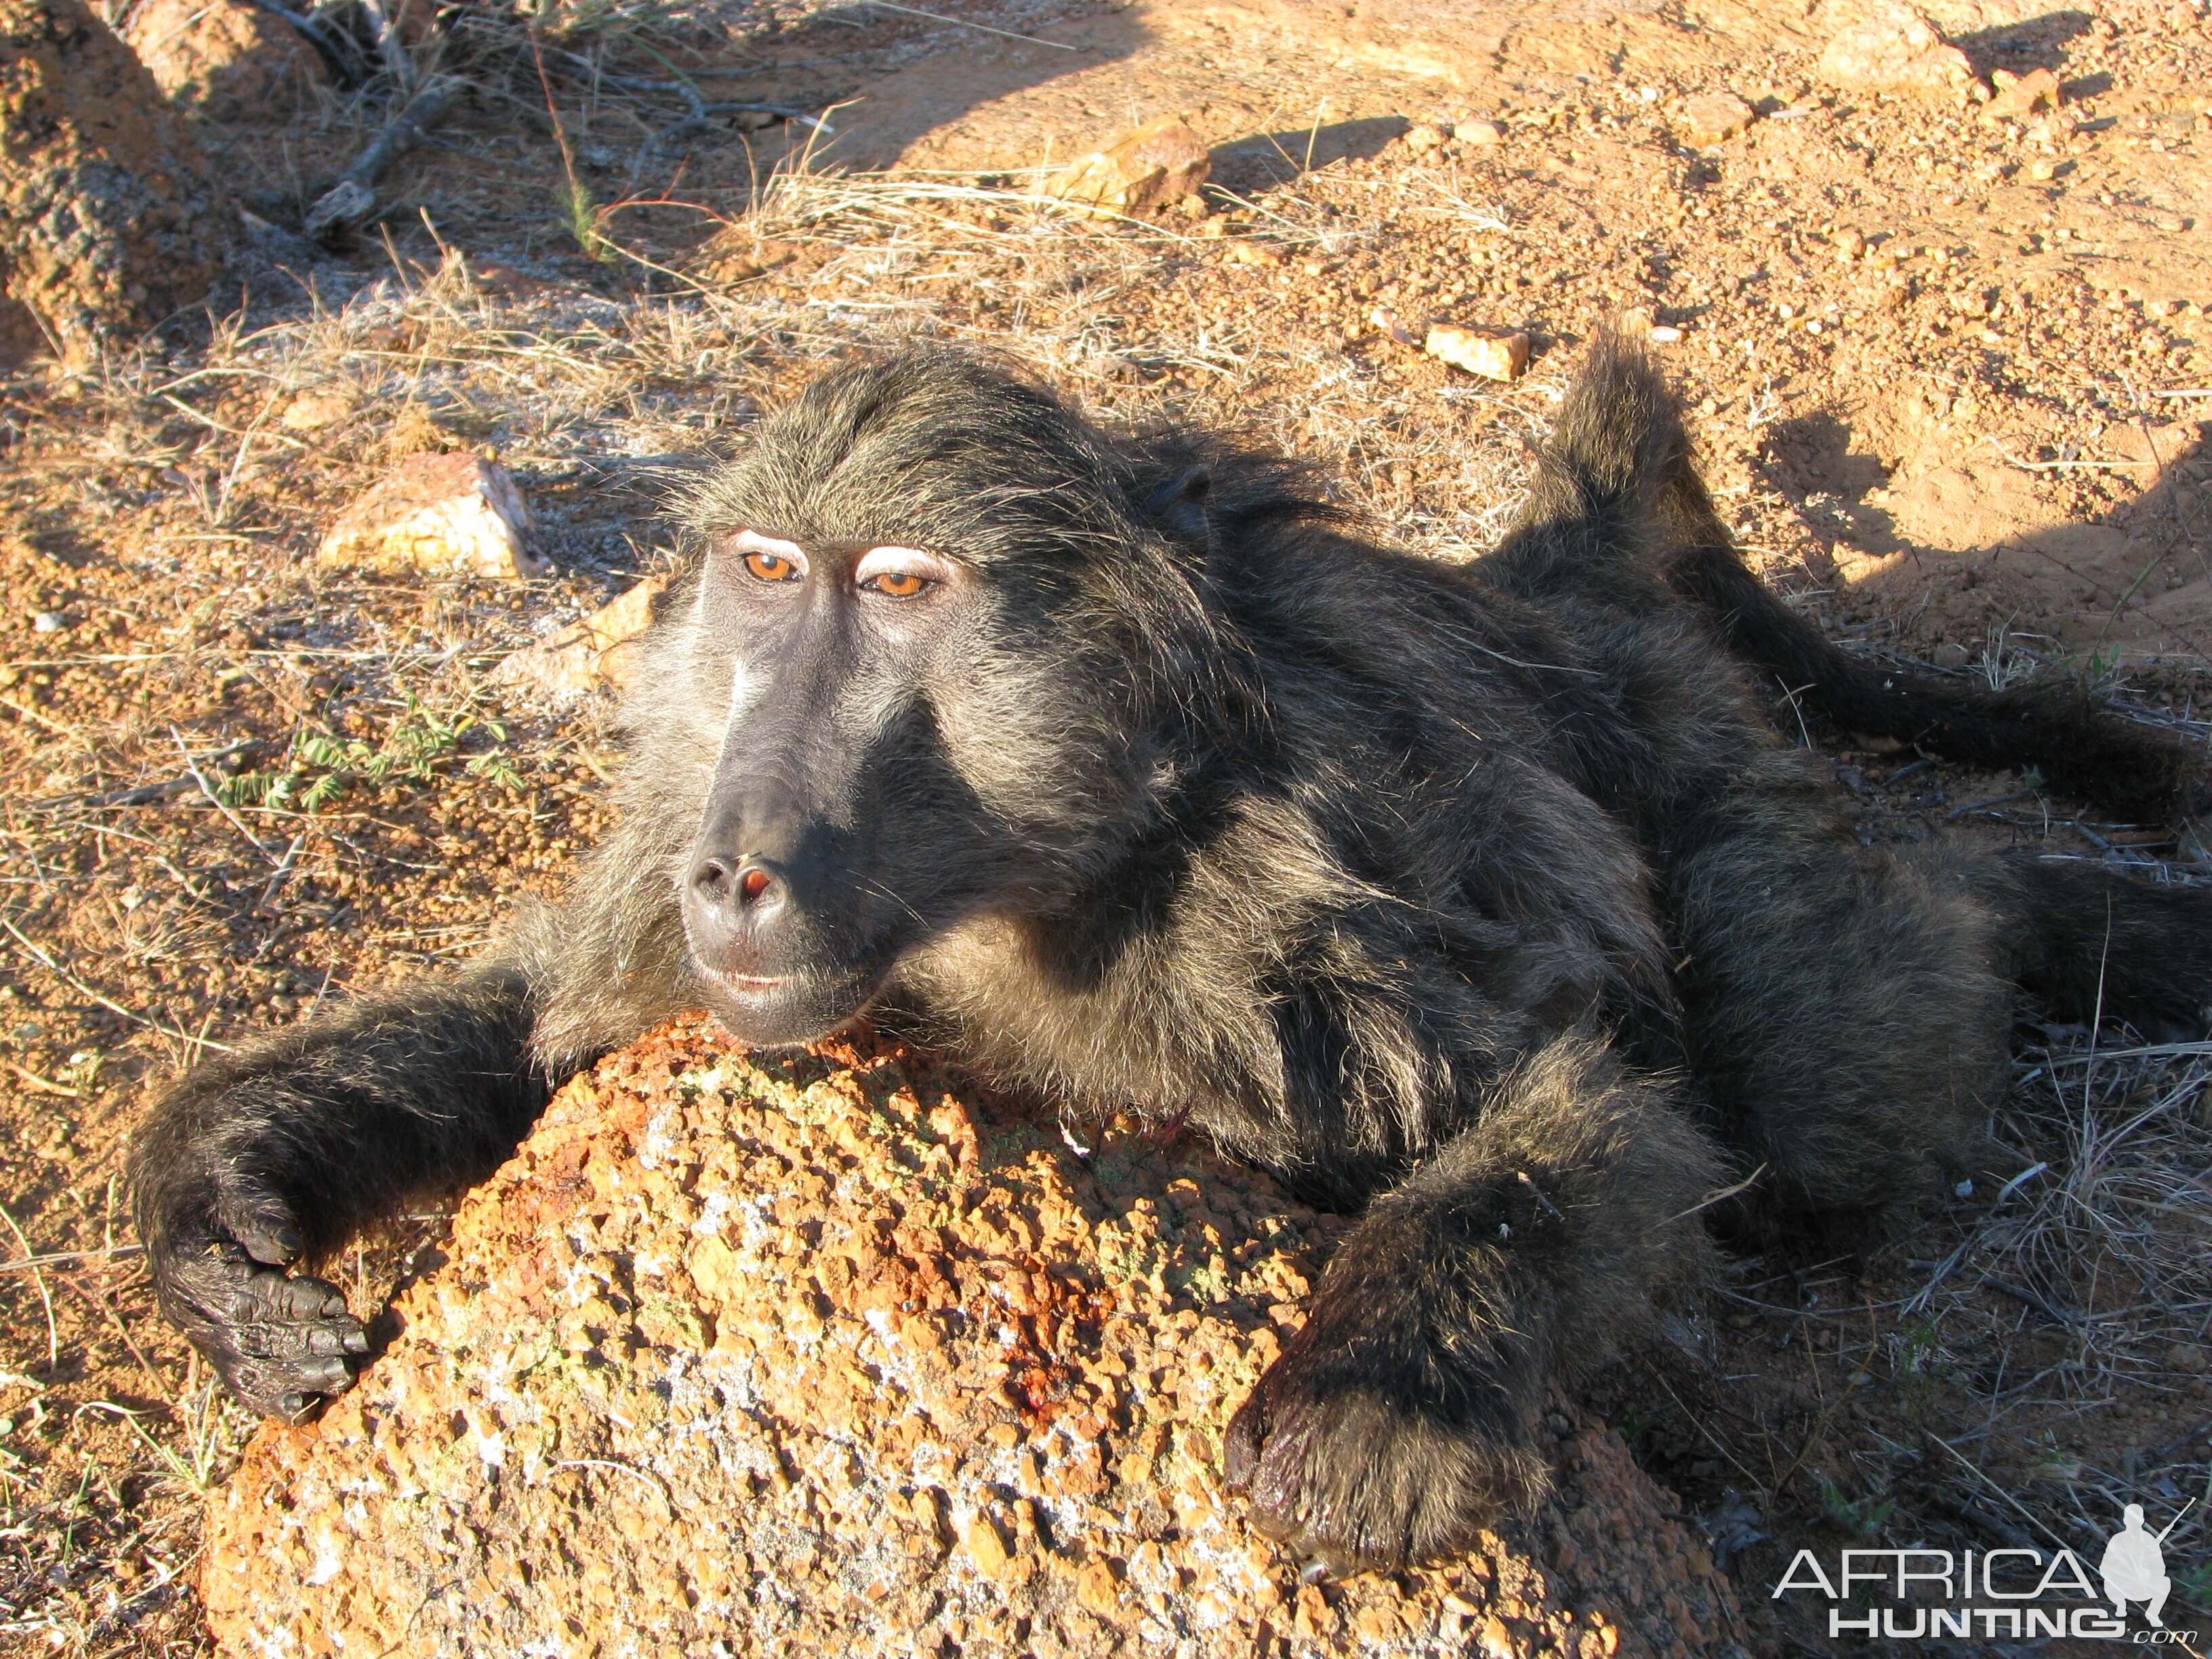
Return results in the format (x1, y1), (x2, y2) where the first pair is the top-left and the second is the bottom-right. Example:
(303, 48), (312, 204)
(203, 1017), (1748, 1658)
(0, 0), (2207, 1651)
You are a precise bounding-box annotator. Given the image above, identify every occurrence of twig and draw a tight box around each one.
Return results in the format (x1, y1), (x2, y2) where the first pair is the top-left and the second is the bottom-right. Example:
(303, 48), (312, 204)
(1930, 1433), (2072, 1549)
(1979, 434), (2157, 472)
(171, 726), (277, 865)
(305, 76), (464, 244)
(0, 1203), (57, 1372)
(247, 0), (358, 79)
(0, 914), (234, 1052)
(861, 0), (1077, 47)
(56, 1271), (165, 1396)
(0, 1244), (144, 1274)
(255, 831), (309, 914)
(4, 1060), (77, 1098)
(1982, 1276), (2079, 1326)
(1944, 790), (2032, 822)
(356, 0), (415, 90)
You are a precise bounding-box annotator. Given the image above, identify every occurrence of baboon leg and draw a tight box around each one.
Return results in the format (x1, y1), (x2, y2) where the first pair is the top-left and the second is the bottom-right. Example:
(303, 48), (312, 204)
(1660, 536), (2207, 824)
(1223, 1038), (1719, 1570)
(1666, 812), (2015, 1213)
(1965, 857), (2212, 1039)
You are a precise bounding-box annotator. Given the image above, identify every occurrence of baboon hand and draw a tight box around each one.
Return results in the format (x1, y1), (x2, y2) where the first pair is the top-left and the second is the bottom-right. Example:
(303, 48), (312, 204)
(148, 1189), (367, 1420)
(1223, 1287), (1546, 1572)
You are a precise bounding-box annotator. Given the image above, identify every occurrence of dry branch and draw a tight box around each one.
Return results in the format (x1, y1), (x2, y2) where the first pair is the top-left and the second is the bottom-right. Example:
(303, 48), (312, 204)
(305, 76), (464, 245)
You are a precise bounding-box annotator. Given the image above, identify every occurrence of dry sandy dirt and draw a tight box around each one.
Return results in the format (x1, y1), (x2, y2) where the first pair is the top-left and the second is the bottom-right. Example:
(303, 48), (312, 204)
(0, 0), (2209, 1651)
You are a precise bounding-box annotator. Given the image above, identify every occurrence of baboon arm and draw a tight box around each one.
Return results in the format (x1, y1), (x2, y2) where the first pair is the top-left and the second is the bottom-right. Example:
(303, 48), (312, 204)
(130, 815), (696, 1416)
(1225, 1038), (1719, 1570)
(127, 962), (557, 1418)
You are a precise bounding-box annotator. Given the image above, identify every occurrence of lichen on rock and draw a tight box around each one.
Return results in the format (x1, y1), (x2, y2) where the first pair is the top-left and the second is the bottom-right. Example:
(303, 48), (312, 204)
(205, 1016), (1747, 1658)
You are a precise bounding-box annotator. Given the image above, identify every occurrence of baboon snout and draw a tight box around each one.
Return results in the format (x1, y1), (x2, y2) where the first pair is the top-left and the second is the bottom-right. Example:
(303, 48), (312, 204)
(680, 781), (864, 985)
(683, 833), (808, 971)
(689, 855), (784, 925)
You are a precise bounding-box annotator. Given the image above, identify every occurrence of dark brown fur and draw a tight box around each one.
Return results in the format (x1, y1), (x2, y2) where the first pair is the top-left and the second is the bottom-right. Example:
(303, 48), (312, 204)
(129, 338), (2212, 1571)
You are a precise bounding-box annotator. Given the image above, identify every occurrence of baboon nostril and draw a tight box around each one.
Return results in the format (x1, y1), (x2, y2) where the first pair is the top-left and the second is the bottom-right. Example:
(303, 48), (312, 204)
(739, 866), (773, 905)
(693, 858), (732, 900)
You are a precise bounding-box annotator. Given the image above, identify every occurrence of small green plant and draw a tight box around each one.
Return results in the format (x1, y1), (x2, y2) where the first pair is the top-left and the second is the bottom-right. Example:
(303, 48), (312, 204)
(1818, 1475), (1895, 1542)
(562, 178), (615, 263)
(218, 697), (523, 813)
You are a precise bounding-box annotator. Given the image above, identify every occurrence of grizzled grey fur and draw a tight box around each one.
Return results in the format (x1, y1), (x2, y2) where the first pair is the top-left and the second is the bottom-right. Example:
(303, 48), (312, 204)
(131, 338), (2212, 1570)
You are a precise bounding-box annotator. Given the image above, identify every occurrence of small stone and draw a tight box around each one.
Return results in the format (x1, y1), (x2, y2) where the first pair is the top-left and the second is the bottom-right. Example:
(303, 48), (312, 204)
(1680, 93), (1755, 146)
(1076, 1559), (1124, 1616)
(493, 575), (671, 697)
(1835, 228), (1868, 262)
(1815, 6), (1976, 97)
(1046, 118), (1210, 217)
(317, 453), (546, 580)
(1647, 325), (1683, 344)
(1932, 642), (1971, 670)
(30, 611), (63, 633)
(1294, 1582), (1338, 1639)
(2026, 159), (2058, 182)
(964, 1512), (1011, 1579)
(1455, 118), (1505, 146)
(1982, 66), (2060, 121)
(1425, 323), (1530, 382)
(1477, 1615), (1517, 1659)
(1370, 306), (1418, 348)
(1404, 122), (1448, 155)
(280, 386), (356, 432)
(466, 258), (554, 300)
(1228, 240), (1284, 266)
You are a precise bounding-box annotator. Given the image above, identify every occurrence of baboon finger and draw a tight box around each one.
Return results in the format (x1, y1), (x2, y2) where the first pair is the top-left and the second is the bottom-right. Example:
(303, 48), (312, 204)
(218, 1197), (304, 1268)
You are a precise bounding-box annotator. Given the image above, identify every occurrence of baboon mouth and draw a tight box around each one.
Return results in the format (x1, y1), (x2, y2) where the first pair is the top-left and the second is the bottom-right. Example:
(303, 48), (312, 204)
(693, 960), (881, 1044)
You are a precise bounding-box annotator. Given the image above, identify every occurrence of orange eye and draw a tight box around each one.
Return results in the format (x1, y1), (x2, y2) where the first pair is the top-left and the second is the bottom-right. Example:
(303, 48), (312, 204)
(743, 550), (801, 583)
(865, 569), (928, 599)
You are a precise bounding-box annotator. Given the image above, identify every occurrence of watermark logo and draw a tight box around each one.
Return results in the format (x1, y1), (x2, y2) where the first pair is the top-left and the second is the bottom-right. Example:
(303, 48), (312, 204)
(1771, 1499), (2198, 1643)
(2103, 1504), (2177, 1629)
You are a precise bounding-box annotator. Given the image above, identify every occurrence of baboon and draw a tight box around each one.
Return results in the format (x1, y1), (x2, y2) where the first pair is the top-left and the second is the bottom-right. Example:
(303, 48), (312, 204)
(131, 338), (2212, 1571)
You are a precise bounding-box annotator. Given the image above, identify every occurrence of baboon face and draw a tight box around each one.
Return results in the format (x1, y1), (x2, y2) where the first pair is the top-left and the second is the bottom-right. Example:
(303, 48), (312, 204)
(676, 354), (1212, 1046)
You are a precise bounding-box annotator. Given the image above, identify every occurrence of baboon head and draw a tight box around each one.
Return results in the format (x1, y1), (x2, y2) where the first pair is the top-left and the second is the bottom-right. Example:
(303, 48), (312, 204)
(672, 350), (1234, 1045)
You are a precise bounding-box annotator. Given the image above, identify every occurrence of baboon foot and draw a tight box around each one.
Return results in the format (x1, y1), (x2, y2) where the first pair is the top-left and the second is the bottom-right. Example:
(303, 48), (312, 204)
(1222, 1294), (1547, 1571)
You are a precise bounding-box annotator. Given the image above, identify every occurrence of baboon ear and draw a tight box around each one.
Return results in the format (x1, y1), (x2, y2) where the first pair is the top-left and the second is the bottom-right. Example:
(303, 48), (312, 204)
(1141, 466), (1212, 541)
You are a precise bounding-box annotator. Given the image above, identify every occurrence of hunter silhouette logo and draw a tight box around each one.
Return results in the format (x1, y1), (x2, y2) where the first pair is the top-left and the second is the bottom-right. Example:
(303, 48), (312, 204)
(2102, 1504), (2180, 1629)
(1773, 1497), (2200, 1641)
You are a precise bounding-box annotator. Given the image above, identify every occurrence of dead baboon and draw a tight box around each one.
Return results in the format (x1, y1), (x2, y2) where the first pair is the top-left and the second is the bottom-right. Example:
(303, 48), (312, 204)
(129, 339), (2212, 1570)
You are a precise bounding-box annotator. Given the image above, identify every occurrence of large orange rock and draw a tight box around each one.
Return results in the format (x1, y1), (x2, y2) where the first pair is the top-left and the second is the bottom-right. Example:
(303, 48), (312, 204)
(0, 0), (226, 359)
(203, 1016), (1751, 1658)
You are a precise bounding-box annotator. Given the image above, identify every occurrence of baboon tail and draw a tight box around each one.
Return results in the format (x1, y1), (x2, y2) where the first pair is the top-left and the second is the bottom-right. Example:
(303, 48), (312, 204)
(1666, 533), (2207, 823)
(1516, 330), (1713, 545)
(1967, 858), (2212, 1040)
(1530, 334), (2207, 825)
